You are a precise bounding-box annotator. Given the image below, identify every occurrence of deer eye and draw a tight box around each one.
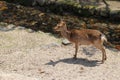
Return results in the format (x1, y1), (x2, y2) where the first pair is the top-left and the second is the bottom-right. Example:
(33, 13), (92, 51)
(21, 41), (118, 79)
(57, 26), (61, 28)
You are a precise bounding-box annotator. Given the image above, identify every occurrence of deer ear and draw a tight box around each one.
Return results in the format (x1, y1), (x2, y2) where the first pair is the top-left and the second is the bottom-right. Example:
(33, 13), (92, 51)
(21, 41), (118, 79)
(62, 22), (66, 26)
(60, 19), (64, 22)
(60, 19), (66, 23)
(60, 19), (67, 27)
(67, 30), (71, 34)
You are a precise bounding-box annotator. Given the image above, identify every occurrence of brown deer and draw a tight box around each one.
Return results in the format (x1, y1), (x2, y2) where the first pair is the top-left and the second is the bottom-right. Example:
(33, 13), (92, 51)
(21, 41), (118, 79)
(54, 20), (107, 63)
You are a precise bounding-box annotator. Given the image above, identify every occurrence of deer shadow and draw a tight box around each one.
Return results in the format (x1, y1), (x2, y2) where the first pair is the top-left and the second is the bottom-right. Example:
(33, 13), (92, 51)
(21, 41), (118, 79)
(46, 57), (101, 67)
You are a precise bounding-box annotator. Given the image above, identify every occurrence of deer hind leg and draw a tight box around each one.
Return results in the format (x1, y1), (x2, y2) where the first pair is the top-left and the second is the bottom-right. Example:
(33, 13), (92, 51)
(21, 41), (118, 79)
(100, 47), (107, 63)
(102, 47), (107, 60)
(73, 42), (79, 59)
(93, 41), (107, 63)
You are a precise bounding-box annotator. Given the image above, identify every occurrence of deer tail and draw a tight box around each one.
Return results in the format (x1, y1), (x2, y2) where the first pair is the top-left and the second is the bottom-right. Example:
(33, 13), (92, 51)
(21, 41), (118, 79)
(101, 34), (107, 42)
(101, 34), (115, 48)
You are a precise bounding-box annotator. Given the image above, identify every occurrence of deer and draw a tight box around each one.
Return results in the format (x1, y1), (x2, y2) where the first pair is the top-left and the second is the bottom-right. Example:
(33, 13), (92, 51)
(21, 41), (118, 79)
(54, 20), (107, 63)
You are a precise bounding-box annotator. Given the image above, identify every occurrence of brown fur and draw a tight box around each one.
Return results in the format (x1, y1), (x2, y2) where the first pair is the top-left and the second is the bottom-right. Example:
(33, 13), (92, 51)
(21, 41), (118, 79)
(54, 20), (107, 63)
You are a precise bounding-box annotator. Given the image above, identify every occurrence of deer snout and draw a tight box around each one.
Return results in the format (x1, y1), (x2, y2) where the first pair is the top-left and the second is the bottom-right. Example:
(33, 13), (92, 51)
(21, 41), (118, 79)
(53, 27), (57, 31)
(53, 26), (60, 32)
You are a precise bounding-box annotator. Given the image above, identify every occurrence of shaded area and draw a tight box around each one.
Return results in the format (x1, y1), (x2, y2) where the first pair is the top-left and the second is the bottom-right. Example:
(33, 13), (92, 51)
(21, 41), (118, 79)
(0, 1), (120, 45)
(46, 58), (100, 67)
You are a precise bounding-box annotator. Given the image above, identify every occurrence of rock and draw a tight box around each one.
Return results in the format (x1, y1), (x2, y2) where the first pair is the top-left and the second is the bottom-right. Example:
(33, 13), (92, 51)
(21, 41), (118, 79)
(15, 26), (25, 30)
(62, 39), (71, 45)
(6, 24), (16, 30)
(0, 23), (15, 31)
(0, 22), (8, 26)
(26, 29), (34, 33)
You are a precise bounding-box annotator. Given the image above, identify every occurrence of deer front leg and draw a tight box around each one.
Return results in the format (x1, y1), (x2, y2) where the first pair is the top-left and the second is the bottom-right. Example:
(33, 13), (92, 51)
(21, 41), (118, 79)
(73, 42), (78, 59)
(94, 44), (107, 63)
(101, 47), (107, 62)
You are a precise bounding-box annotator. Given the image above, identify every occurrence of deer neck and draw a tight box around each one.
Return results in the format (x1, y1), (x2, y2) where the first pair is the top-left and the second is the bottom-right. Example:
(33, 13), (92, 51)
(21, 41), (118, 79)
(60, 27), (71, 40)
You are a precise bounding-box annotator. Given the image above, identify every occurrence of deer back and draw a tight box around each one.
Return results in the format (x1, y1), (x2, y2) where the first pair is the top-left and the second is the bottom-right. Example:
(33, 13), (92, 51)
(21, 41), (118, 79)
(69, 29), (102, 44)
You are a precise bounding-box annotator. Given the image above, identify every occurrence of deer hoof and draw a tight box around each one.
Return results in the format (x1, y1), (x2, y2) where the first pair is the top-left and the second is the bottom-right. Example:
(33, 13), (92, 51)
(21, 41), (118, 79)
(101, 60), (105, 64)
(105, 55), (107, 60)
(73, 56), (77, 60)
(104, 57), (107, 60)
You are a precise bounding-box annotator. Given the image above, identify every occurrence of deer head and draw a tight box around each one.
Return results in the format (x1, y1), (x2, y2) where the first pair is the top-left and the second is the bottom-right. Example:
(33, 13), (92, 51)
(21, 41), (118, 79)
(54, 20), (67, 32)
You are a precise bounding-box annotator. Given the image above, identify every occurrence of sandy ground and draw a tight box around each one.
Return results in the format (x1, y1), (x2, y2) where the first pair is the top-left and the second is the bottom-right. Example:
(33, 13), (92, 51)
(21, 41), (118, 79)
(0, 28), (120, 80)
(97, 1), (120, 11)
(107, 1), (120, 10)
